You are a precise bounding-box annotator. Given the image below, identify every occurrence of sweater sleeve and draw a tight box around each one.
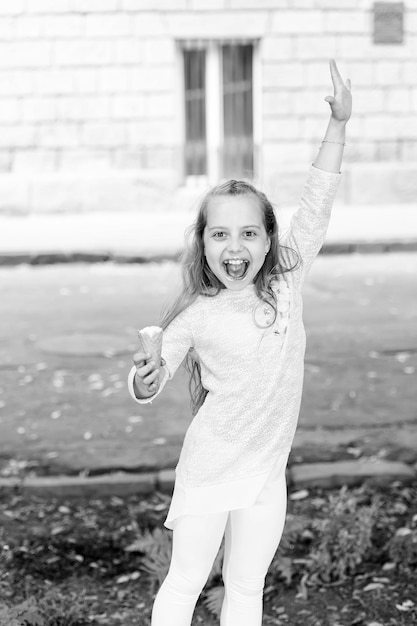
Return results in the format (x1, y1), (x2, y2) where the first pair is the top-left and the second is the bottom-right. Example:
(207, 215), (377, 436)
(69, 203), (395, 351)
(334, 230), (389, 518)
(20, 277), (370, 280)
(281, 164), (341, 283)
(127, 305), (194, 405)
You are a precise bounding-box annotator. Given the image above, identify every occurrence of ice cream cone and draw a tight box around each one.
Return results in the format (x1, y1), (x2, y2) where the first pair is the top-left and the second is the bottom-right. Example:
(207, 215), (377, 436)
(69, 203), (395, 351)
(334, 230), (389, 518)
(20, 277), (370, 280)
(137, 326), (163, 366)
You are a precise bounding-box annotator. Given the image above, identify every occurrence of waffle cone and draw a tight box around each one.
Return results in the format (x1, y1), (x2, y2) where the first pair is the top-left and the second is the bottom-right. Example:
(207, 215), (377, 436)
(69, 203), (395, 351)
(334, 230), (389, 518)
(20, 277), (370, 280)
(137, 326), (163, 366)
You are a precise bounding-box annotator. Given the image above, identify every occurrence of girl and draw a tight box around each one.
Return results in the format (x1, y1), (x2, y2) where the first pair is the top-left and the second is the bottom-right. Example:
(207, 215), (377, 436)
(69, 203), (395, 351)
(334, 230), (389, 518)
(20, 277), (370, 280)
(128, 59), (352, 626)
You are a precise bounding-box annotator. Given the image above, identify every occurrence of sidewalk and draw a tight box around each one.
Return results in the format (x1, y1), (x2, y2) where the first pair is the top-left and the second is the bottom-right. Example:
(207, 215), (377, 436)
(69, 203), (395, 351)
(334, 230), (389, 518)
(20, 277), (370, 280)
(0, 202), (417, 264)
(1, 206), (416, 501)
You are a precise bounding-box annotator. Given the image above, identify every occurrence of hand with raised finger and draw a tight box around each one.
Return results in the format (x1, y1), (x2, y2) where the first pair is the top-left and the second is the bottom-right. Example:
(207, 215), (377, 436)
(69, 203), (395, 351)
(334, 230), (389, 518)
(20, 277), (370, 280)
(324, 59), (352, 123)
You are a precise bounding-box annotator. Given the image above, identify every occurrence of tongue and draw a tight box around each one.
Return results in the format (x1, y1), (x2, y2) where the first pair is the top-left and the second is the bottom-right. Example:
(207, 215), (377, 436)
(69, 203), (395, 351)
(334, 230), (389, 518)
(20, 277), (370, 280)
(226, 262), (247, 279)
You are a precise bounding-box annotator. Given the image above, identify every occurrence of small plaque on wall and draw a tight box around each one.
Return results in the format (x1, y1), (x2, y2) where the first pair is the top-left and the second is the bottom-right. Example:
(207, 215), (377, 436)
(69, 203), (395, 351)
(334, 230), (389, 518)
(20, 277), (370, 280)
(373, 2), (404, 44)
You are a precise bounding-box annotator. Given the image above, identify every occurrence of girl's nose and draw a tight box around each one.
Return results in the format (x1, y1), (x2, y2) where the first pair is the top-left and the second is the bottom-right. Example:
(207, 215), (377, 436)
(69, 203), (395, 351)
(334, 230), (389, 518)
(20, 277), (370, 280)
(227, 237), (243, 253)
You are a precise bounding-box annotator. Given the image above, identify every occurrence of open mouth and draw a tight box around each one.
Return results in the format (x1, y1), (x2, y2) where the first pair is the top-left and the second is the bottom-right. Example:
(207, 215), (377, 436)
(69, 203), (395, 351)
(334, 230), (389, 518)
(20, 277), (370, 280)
(223, 259), (250, 281)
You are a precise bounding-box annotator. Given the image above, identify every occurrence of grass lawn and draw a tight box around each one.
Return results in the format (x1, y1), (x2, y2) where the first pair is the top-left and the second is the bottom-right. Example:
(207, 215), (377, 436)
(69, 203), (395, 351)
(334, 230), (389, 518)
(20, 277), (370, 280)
(1, 479), (416, 626)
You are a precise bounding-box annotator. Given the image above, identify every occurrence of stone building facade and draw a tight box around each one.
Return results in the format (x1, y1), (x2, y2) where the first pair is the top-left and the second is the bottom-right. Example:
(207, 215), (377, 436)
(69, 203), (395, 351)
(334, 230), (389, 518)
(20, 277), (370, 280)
(1, 0), (416, 214)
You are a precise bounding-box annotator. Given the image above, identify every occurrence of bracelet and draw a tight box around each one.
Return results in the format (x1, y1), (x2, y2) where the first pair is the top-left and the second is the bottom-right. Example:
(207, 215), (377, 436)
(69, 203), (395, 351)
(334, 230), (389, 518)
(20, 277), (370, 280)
(321, 140), (346, 146)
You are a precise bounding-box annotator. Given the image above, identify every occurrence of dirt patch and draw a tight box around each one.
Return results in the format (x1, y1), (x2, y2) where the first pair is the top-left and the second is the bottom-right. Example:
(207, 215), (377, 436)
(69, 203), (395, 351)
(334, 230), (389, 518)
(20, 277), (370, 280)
(1, 481), (416, 626)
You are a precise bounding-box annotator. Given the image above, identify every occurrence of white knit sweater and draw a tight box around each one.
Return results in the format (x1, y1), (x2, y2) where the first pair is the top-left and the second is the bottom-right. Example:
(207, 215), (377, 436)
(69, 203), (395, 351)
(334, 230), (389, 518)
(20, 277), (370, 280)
(128, 165), (341, 527)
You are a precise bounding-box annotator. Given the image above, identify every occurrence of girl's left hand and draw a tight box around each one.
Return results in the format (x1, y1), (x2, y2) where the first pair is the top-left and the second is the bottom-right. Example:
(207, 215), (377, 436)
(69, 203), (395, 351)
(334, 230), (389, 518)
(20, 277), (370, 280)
(324, 59), (352, 123)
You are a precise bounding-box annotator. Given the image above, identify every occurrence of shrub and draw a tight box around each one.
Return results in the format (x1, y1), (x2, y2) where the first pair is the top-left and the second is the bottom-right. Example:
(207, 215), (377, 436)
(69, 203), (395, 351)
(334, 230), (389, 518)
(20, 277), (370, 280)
(0, 587), (91, 626)
(307, 486), (379, 583)
(388, 526), (417, 568)
(0, 597), (44, 626)
(125, 527), (172, 594)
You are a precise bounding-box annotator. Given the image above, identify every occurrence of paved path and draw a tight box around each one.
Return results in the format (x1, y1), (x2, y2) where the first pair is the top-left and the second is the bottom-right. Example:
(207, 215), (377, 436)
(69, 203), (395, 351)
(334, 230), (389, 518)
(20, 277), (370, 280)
(1, 254), (416, 496)
(1, 197), (416, 495)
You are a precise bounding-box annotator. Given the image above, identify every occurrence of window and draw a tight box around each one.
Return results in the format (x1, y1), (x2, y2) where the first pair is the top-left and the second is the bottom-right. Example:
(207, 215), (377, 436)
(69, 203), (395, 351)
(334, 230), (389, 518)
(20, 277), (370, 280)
(182, 41), (256, 183)
(222, 44), (254, 179)
(183, 48), (206, 176)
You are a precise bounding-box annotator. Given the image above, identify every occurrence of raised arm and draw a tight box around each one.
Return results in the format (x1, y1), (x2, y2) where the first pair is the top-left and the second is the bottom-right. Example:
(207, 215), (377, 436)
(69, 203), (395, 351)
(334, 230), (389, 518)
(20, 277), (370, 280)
(314, 58), (352, 173)
(282, 60), (352, 281)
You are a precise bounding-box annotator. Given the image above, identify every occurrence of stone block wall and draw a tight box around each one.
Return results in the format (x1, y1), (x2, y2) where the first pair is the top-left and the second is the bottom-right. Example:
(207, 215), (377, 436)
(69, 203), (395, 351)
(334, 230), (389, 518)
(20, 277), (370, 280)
(0, 0), (416, 212)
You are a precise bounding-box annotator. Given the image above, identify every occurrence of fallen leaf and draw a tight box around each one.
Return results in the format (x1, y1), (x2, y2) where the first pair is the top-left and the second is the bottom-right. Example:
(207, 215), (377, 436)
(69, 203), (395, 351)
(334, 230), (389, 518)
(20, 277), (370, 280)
(19, 375), (33, 385)
(305, 363), (321, 373)
(116, 572), (140, 584)
(128, 415), (143, 424)
(372, 577), (390, 583)
(289, 489), (309, 501)
(46, 556), (60, 564)
(153, 503), (168, 511)
(301, 529), (314, 540)
(152, 437), (166, 445)
(382, 562), (396, 571)
(363, 582), (384, 592)
(396, 600), (414, 611)
(296, 573), (308, 600)
(395, 527), (411, 537)
(52, 372), (65, 388)
(347, 447), (362, 457)
(89, 382), (104, 390)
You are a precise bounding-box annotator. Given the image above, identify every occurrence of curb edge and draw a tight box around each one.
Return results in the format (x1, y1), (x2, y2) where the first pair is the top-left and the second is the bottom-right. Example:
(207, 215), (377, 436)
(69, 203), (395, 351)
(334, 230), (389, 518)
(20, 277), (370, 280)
(1, 461), (415, 500)
(1, 241), (417, 266)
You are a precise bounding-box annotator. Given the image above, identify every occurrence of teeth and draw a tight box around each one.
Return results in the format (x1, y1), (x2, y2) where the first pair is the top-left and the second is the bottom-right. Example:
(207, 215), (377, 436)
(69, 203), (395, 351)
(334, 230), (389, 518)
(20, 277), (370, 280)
(224, 259), (247, 265)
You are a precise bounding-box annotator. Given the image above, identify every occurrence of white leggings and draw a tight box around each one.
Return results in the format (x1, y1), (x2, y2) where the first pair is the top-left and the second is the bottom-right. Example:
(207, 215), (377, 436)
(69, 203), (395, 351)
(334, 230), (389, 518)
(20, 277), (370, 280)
(151, 469), (287, 626)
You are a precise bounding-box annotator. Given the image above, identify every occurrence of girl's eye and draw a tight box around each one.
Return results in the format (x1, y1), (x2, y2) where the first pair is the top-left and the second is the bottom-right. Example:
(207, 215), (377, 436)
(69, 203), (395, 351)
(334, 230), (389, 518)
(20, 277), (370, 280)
(212, 231), (257, 239)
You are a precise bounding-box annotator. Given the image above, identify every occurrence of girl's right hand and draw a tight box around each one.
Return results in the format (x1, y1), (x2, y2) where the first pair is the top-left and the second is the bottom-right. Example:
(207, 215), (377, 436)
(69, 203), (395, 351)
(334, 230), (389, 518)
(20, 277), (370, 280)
(133, 351), (162, 396)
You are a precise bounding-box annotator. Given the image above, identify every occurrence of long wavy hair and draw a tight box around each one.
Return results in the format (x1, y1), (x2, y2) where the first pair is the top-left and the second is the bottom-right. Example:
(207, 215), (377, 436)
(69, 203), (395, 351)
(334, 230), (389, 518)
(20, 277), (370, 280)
(159, 179), (301, 416)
